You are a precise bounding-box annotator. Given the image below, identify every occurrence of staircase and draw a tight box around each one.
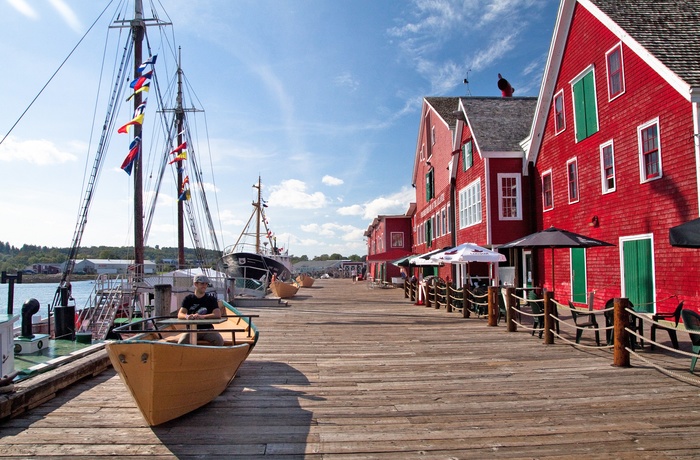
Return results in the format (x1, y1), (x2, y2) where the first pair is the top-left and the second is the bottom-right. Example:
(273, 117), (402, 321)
(77, 275), (129, 341)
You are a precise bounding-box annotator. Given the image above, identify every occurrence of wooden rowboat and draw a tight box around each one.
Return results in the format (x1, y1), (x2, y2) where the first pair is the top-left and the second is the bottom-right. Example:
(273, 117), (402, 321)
(106, 301), (258, 426)
(296, 274), (315, 288)
(270, 279), (299, 298)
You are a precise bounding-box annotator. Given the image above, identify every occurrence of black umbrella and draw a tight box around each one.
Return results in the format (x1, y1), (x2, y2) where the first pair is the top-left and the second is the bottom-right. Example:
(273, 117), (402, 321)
(670, 218), (700, 248)
(501, 226), (614, 288)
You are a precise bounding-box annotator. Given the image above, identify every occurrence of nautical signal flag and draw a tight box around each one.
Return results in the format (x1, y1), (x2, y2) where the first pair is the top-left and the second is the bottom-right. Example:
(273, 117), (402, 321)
(178, 189), (191, 201)
(130, 70), (153, 91)
(126, 82), (150, 101)
(181, 176), (190, 193)
(137, 55), (157, 73)
(169, 142), (187, 155)
(168, 151), (187, 164)
(118, 99), (148, 134)
(121, 136), (141, 175)
(117, 113), (144, 134)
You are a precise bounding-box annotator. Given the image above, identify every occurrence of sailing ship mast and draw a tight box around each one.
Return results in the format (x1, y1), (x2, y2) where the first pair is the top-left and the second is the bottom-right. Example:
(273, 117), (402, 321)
(131, 1), (145, 280)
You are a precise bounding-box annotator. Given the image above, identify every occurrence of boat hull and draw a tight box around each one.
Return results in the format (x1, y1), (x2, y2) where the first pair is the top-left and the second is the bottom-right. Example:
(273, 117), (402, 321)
(296, 274), (315, 288)
(106, 339), (250, 426)
(222, 251), (292, 282)
(106, 301), (258, 426)
(270, 280), (299, 298)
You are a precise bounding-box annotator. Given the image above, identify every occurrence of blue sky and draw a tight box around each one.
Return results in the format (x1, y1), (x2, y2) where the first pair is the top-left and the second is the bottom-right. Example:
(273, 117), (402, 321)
(0, 0), (558, 258)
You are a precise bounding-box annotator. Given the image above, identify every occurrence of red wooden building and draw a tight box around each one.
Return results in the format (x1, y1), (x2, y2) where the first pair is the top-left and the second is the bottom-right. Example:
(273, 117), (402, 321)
(364, 213), (413, 283)
(410, 96), (537, 287)
(524, 0), (700, 314)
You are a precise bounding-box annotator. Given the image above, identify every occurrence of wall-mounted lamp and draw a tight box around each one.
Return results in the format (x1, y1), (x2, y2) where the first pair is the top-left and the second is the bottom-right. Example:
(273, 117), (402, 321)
(589, 215), (599, 228)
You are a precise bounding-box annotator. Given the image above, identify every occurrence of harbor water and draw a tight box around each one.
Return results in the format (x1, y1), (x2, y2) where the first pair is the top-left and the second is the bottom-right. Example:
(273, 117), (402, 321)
(0, 280), (94, 319)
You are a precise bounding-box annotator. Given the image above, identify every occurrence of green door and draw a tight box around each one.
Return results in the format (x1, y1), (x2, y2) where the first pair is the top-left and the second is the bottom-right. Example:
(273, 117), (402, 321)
(622, 238), (654, 313)
(571, 248), (587, 303)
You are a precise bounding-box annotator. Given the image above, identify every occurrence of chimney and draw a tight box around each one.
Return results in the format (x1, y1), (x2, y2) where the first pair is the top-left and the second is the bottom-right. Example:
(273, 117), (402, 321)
(497, 73), (514, 97)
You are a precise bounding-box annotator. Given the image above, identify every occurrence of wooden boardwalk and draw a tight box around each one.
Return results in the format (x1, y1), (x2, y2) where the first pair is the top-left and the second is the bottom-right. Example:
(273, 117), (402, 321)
(2, 278), (700, 458)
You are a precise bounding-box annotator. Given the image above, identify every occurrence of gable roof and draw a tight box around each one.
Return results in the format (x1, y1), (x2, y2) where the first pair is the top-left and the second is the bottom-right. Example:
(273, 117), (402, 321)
(425, 97), (461, 128)
(591, 0), (700, 88)
(458, 97), (538, 153)
(525, 0), (700, 169)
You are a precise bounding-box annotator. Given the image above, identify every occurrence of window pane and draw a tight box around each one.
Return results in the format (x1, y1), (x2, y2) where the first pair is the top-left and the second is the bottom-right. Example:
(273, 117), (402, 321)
(568, 161), (578, 201)
(642, 124), (660, 179)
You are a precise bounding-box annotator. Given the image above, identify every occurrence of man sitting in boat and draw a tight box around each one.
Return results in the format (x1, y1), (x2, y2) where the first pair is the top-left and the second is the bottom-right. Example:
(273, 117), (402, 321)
(177, 275), (225, 346)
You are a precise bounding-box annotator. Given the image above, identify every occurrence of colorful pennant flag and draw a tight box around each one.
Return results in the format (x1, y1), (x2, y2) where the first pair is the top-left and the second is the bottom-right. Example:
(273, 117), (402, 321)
(178, 189), (191, 201)
(169, 142), (187, 155)
(137, 55), (157, 73)
(168, 151), (187, 164)
(117, 113), (144, 134)
(129, 70), (153, 91)
(181, 176), (190, 192)
(121, 136), (141, 175)
(126, 82), (150, 101)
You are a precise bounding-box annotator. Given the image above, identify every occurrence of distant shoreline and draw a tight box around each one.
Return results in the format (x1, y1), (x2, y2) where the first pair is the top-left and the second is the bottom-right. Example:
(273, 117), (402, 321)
(18, 274), (95, 284)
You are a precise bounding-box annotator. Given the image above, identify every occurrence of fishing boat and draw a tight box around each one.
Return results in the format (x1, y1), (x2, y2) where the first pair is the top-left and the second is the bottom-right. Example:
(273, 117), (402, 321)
(269, 279), (299, 299)
(296, 274), (315, 288)
(106, 300), (258, 426)
(221, 177), (293, 297)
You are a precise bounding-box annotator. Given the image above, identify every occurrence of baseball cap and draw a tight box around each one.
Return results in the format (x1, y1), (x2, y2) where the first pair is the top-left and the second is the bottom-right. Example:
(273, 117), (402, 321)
(193, 274), (210, 284)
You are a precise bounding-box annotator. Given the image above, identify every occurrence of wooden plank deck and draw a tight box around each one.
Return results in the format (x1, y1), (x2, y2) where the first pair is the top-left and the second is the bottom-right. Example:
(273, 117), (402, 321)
(2, 278), (700, 458)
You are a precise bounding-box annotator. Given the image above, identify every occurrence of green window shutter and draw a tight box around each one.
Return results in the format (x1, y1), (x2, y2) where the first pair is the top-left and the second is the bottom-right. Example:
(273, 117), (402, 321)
(426, 219), (432, 248)
(425, 170), (434, 201)
(462, 141), (473, 171)
(573, 79), (587, 142)
(583, 72), (598, 137)
(425, 172), (430, 201)
(573, 72), (598, 142)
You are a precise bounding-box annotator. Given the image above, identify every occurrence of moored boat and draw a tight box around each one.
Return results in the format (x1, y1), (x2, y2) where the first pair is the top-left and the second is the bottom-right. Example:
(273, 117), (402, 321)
(296, 274), (315, 288)
(221, 177), (293, 297)
(269, 280), (299, 299)
(106, 301), (258, 426)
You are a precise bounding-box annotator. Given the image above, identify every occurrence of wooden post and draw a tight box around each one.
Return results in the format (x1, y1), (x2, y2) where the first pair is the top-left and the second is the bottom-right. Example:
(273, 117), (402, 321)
(446, 284), (452, 313)
(403, 280), (408, 299)
(505, 286), (517, 332)
(434, 278), (440, 309)
(425, 281), (431, 308)
(487, 286), (498, 327)
(543, 289), (554, 344)
(154, 284), (172, 317)
(613, 297), (631, 367)
(462, 285), (470, 318)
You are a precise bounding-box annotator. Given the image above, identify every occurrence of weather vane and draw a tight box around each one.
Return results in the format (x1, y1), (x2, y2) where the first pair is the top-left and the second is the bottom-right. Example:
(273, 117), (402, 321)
(463, 69), (472, 96)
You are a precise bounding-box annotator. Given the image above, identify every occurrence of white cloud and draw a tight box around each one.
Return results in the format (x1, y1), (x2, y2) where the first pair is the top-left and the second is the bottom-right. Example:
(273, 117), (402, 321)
(337, 187), (414, 219)
(268, 179), (328, 209)
(7, 0), (38, 19)
(363, 187), (415, 219)
(48, 0), (81, 33)
(334, 72), (359, 92)
(322, 175), (343, 186)
(0, 136), (78, 165)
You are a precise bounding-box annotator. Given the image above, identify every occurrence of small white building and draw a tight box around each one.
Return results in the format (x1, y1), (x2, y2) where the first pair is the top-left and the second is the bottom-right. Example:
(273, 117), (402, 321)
(73, 259), (156, 275)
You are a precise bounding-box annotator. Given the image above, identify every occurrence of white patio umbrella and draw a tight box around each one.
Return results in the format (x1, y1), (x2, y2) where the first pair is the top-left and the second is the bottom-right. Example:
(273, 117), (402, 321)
(430, 243), (506, 263)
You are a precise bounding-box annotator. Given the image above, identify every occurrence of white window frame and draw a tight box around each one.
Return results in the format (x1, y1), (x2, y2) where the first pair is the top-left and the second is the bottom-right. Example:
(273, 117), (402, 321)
(497, 173), (522, 220)
(431, 125), (436, 146)
(637, 117), (662, 183)
(553, 89), (566, 135)
(600, 140), (616, 194)
(567, 158), (579, 204)
(542, 169), (554, 212)
(458, 178), (482, 229)
(606, 42), (625, 101)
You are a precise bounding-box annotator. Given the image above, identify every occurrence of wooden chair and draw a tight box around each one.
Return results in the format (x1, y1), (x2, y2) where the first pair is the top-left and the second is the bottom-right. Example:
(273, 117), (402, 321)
(650, 301), (684, 350)
(681, 309), (700, 373)
(568, 301), (600, 346)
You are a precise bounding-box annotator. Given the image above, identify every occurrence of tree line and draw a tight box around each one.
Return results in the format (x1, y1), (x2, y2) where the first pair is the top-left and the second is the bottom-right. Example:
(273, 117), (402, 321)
(0, 241), (363, 273)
